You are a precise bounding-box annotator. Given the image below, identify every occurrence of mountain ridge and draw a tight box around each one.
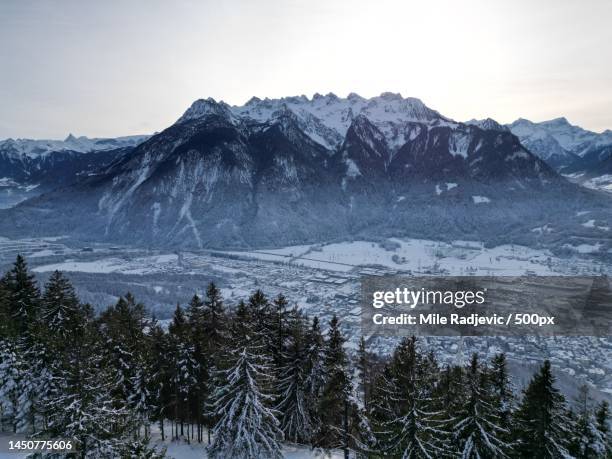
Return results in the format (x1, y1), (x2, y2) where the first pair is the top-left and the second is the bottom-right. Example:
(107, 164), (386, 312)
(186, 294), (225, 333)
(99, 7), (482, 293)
(1, 94), (611, 253)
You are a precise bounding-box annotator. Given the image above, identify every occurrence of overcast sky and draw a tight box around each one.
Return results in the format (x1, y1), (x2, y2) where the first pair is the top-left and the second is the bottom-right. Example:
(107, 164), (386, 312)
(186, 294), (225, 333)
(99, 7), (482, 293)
(1, 0), (611, 139)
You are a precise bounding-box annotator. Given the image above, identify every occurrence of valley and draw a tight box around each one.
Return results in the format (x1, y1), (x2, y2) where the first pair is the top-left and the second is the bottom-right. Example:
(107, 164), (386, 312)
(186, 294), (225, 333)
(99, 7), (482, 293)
(1, 234), (609, 398)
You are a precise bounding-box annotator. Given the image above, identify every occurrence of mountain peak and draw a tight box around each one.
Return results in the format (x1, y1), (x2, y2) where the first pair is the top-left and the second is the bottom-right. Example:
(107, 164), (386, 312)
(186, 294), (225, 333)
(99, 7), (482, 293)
(177, 98), (233, 124)
(546, 116), (570, 125)
(466, 118), (508, 132)
(378, 91), (402, 100)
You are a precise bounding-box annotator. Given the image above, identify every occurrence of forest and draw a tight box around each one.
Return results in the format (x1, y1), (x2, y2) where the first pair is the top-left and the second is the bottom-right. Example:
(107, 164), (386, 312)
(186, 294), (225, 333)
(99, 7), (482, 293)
(0, 255), (610, 458)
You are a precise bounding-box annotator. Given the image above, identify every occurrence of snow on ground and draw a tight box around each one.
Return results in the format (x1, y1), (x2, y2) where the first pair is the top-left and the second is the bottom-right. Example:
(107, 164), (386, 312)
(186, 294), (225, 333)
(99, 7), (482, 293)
(32, 254), (180, 275)
(148, 425), (343, 459)
(156, 440), (343, 459)
(224, 238), (559, 275)
(32, 259), (123, 273)
(472, 195), (491, 204)
(562, 243), (602, 254)
(15, 235), (600, 285)
(583, 174), (612, 193)
(582, 219), (596, 228)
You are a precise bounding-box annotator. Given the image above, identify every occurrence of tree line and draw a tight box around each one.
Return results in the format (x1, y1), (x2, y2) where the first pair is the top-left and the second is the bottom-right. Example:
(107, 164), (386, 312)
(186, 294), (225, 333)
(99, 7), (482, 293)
(0, 255), (610, 458)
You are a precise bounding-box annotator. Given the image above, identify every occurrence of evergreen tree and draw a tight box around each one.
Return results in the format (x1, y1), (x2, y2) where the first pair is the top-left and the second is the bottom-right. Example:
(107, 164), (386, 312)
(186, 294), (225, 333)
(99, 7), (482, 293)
(186, 293), (208, 442)
(208, 342), (283, 458)
(315, 315), (352, 457)
(453, 353), (510, 458)
(357, 336), (371, 412)
(1, 255), (40, 336)
(513, 360), (573, 458)
(271, 294), (290, 370)
(0, 282), (10, 338)
(41, 271), (80, 332)
(0, 339), (21, 432)
(292, 315), (322, 444)
(149, 321), (173, 442)
(594, 401), (611, 457)
(490, 353), (514, 437)
(42, 306), (135, 456)
(569, 385), (608, 458)
(168, 303), (198, 439)
(99, 293), (148, 409)
(247, 290), (275, 357)
(202, 283), (227, 354)
(377, 336), (447, 458)
(276, 309), (311, 443)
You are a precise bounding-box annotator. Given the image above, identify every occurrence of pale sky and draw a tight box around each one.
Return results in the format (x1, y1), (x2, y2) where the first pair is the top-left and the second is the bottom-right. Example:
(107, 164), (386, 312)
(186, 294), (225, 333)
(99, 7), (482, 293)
(1, 0), (611, 139)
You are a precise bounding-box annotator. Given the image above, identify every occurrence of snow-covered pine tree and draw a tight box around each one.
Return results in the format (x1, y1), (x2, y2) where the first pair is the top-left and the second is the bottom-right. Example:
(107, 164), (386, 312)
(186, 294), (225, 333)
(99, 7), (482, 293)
(276, 309), (311, 444)
(168, 303), (198, 439)
(315, 315), (353, 457)
(99, 294), (148, 411)
(186, 293), (208, 442)
(40, 271), (81, 339)
(149, 320), (173, 442)
(569, 384), (608, 458)
(43, 311), (135, 457)
(377, 336), (448, 458)
(247, 290), (276, 359)
(271, 294), (290, 372)
(248, 289), (271, 330)
(357, 336), (371, 412)
(489, 353), (514, 439)
(0, 281), (10, 338)
(0, 339), (20, 432)
(453, 353), (510, 458)
(0, 256), (41, 438)
(437, 363), (465, 421)
(129, 358), (154, 439)
(512, 360), (573, 458)
(15, 340), (53, 435)
(208, 335), (283, 458)
(594, 400), (611, 457)
(196, 284), (230, 442)
(202, 283), (227, 354)
(304, 316), (326, 420)
(0, 255), (40, 336)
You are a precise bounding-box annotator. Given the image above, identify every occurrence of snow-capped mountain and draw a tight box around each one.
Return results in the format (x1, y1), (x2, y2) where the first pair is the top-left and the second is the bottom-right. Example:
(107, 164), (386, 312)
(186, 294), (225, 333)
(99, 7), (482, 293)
(182, 92), (449, 151)
(465, 118), (509, 132)
(0, 134), (149, 203)
(0, 134), (149, 183)
(509, 118), (612, 157)
(1, 93), (610, 251)
(508, 118), (612, 191)
(0, 134), (149, 158)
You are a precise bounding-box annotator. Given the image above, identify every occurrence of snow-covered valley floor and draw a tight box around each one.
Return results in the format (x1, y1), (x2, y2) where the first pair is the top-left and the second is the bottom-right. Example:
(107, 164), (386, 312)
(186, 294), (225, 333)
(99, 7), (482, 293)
(0, 236), (610, 397)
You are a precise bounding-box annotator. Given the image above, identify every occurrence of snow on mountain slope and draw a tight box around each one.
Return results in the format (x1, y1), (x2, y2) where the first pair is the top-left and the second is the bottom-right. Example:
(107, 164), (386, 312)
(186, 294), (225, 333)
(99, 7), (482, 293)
(508, 117), (612, 191)
(181, 92), (449, 151)
(508, 117), (612, 161)
(465, 118), (509, 132)
(2, 93), (610, 252)
(0, 133), (149, 158)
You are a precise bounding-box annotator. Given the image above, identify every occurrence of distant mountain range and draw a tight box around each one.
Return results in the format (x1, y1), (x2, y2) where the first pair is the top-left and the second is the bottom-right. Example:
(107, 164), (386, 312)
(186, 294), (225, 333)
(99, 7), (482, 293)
(504, 118), (612, 193)
(1, 93), (611, 253)
(0, 134), (149, 208)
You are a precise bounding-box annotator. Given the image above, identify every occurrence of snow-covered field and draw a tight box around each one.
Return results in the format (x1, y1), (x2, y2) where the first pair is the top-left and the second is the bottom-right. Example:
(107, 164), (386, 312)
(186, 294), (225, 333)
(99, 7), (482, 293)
(32, 254), (179, 275)
(226, 238), (581, 276)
